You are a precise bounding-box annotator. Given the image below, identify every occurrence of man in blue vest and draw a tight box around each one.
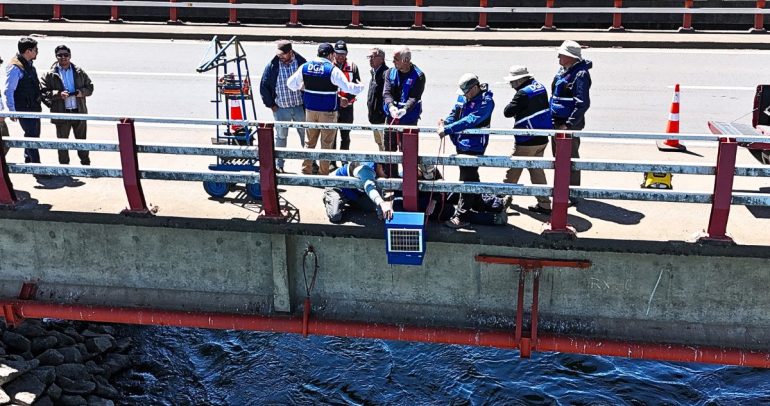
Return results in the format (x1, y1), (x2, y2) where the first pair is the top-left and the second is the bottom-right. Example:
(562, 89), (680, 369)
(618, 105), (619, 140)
(437, 73), (495, 229)
(382, 46), (425, 177)
(323, 161), (393, 224)
(502, 65), (553, 215)
(550, 40), (592, 205)
(4, 37), (42, 166)
(287, 43), (365, 175)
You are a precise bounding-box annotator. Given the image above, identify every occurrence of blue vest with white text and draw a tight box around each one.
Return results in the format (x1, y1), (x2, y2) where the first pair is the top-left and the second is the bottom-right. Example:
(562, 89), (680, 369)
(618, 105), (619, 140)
(515, 81), (552, 142)
(384, 66), (422, 122)
(302, 60), (338, 112)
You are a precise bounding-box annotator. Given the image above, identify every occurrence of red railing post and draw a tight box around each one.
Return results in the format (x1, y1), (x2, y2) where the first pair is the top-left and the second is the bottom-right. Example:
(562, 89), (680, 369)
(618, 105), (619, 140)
(542, 0), (556, 31)
(349, 0), (363, 28)
(412, 0), (425, 29)
(228, 0), (240, 25)
(0, 5), (8, 21)
(109, 4), (123, 23)
(679, 0), (694, 32)
(610, 0), (624, 31)
(287, 0), (302, 27)
(543, 133), (575, 237)
(401, 128), (419, 212)
(117, 119), (153, 216)
(700, 137), (738, 243)
(168, 0), (182, 24)
(257, 123), (285, 221)
(752, 0), (767, 33)
(476, 0), (490, 31)
(50, 4), (65, 22)
(0, 134), (17, 208)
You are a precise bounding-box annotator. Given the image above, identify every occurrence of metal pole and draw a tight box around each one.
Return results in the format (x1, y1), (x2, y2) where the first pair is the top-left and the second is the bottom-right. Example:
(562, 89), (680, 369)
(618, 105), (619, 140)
(50, 4), (64, 22)
(542, 0), (556, 31)
(116, 119), (152, 215)
(545, 133), (574, 236)
(702, 137), (738, 243)
(0, 5), (6, 21)
(0, 136), (17, 207)
(109, 4), (123, 23)
(610, 0), (624, 31)
(679, 0), (694, 32)
(257, 123), (284, 220)
(752, 0), (767, 33)
(287, 0), (301, 27)
(349, 0), (362, 28)
(401, 128), (419, 212)
(228, 0), (239, 25)
(476, 0), (490, 31)
(412, 0), (425, 29)
(168, 0), (181, 24)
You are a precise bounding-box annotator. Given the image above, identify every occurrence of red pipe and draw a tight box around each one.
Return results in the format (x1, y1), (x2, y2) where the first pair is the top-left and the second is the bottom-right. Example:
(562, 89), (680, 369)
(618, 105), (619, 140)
(168, 0), (180, 24)
(257, 123), (284, 220)
(228, 0), (239, 25)
(546, 133), (573, 234)
(754, 0), (766, 32)
(287, 0), (301, 27)
(401, 128), (419, 212)
(349, 0), (362, 28)
(476, 0), (489, 30)
(3, 300), (770, 368)
(680, 0), (694, 32)
(475, 255), (590, 269)
(412, 0), (425, 29)
(542, 0), (555, 31)
(109, 5), (122, 23)
(610, 0), (624, 31)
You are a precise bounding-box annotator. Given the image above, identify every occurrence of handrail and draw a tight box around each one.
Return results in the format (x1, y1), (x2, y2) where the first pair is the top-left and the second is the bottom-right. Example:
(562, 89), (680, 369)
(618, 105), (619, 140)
(0, 113), (768, 243)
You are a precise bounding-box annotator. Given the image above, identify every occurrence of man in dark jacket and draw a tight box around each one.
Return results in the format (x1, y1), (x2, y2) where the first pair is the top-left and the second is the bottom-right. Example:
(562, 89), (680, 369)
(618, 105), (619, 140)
(366, 47), (387, 151)
(4, 37), (42, 165)
(550, 40), (592, 197)
(332, 40), (361, 169)
(41, 45), (95, 166)
(502, 65), (553, 215)
(259, 40), (307, 173)
(438, 73), (495, 229)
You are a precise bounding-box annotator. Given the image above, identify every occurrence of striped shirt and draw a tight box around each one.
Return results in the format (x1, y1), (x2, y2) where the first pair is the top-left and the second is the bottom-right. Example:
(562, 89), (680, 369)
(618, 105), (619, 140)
(275, 58), (303, 108)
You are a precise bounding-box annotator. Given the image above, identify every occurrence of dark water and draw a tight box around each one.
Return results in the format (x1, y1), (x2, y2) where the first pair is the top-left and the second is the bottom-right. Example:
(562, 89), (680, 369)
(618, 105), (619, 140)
(114, 326), (770, 405)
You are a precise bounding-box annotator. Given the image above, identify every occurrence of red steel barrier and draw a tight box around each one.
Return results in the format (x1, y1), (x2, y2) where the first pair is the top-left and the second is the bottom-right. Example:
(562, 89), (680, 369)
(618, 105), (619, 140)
(110, 4), (122, 23)
(610, 0), (624, 31)
(349, 0), (362, 28)
(401, 128), (419, 212)
(3, 299), (770, 368)
(0, 5), (6, 20)
(703, 137), (738, 243)
(476, 0), (489, 31)
(257, 123), (284, 221)
(168, 0), (181, 24)
(50, 4), (64, 22)
(0, 136), (17, 207)
(116, 119), (152, 215)
(287, 0), (301, 27)
(412, 0), (425, 29)
(680, 0), (695, 32)
(229, 0), (239, 25)
(542, 0), (556, 31)
(545, 133), (574, 236)
(753, 0), (767, 33)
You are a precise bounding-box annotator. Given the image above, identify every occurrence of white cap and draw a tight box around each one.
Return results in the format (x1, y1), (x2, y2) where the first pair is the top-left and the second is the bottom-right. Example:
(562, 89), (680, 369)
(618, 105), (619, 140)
(503, 65), (532, 82)
(557, 40), (582, 60)
(457, 73), (479, 93)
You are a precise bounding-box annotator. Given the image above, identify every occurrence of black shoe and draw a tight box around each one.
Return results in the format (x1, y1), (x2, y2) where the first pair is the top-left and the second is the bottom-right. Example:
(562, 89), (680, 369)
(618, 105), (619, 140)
(312, 162), (320, 175)
(568, 198), (579, 208)
(34, 174), (53, 180)
(528, 205), (552, 215)
(81, 161), (90, 166)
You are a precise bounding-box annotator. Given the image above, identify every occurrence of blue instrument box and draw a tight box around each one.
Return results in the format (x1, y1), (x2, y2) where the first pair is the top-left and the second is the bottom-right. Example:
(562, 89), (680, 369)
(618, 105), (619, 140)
(385, 211), (426, 266)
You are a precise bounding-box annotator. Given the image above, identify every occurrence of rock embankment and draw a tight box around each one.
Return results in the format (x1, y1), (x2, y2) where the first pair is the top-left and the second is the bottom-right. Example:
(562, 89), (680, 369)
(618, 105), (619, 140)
(0, 319), (131, 406)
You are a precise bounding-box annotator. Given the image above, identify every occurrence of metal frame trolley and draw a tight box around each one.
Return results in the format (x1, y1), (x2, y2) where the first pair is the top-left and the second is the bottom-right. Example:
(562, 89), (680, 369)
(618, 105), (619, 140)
(196, 36), (262, 199)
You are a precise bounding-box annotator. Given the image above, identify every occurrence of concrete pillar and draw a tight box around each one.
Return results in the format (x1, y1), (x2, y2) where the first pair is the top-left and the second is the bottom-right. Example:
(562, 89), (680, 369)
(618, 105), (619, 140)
(271, 234), (291, 312)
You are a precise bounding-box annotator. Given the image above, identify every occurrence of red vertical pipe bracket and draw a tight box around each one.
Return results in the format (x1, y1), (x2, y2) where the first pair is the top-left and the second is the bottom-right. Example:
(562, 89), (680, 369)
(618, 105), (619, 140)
(168, 0), (182, 24)
(0, 5), (7, 21)
(50, 4), (65, 22)
(476, 0), (490, 31)
(543, 133), (575, 237)
(349, 0), (363, 28)
(109, 4), (123, 23)
(542, 0), (556, 31)
(0, 132), (18, 208)
(302, 297), (311, 337)
(609, 0), (624, 31)
(287, 0), (302, 27)
(257, 123), (285, 221)
(679, 0), (694, 32)
(117, 119), (153, 216)
(401, 128), (419, 212)
(228, 0), (240, 25)
(751, 0), (767, 33)
(412, 0), (426, 29)
(699, 137), (738, 244)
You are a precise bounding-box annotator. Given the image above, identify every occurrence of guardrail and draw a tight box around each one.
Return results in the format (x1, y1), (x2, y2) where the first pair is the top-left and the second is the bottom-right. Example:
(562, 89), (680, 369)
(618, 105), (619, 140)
(1, 111), (769, 243)
(0, 0), (766, 32)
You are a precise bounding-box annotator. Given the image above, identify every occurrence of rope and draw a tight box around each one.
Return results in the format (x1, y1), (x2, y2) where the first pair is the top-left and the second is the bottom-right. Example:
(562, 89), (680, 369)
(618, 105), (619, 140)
(730, 107), (758, 124)
(302, 244), (319, 298)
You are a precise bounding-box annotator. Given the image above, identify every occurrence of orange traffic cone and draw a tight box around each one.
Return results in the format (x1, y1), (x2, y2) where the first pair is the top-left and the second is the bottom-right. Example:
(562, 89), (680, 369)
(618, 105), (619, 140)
(230, 102), (244, 133)
(656, 84), (687, 152)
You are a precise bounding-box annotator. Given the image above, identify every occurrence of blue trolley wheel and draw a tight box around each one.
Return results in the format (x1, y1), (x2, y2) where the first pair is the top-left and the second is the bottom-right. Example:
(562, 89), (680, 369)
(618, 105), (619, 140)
(246, 183), (262, 200)
(203, 181), (230, 198)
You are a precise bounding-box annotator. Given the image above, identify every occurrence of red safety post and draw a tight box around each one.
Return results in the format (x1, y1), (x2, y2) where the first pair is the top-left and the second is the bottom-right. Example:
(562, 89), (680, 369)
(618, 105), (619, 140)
(0, 5), (8, 21)
(476, 0), (490, 31)
(168, 0), (182, 24)
(401, 128), (419, 212)
(117, 119), (153, 216)
(349, 0), (363, 28)
(751, 0), (767, 33)
(0, 134), (17, 208)
(609, 0), (624, 31)
(679, 0), (694, 32)
(287, 0), (302, 27)
(542, 0), (556, 31)
(109, 4), (123, 23)
(228, 0), (240, 25)
(50, 4), (65, 22)
(257, 123), (285, 221)
(700, 137), (738, 243)
(543, 133), (575, 237)
(412, 0), (426, 29)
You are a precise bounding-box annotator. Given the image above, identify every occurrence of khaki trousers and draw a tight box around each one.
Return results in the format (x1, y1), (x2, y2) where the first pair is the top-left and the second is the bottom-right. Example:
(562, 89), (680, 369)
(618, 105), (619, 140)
(504, 143), (551, 210)
(372, 129), (385, 151)
(302, 109), (338, 175)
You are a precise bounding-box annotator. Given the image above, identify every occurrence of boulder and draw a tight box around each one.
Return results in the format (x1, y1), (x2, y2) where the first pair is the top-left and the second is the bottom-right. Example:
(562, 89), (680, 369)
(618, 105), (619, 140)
(29, 366), (56, 386)
(19, 352), (33, 361)
(30, 336), (58, 355)
(101, 354), (130, 376)
(85, 325), (116, 336)
(31, 395), (54, 406)
(4, 373), (45, 405)
(56, 375), (96, 396)
(62, 328), (83, 344)
(113, 337), (132, 354)
(92, 375), (120, 399)
(36, 349), (65, 366)
(86, 395), (115, 406)
(48, 331), (76, 347)
(45, 383), (62, 401)
(2, 331), (31, 353)
(55, 363), (90, 380)
(0, 359), (38, 385)
(85, 337), (114, 356)
(58, 394), (87, 406)
(12, 321), (46, 338)
(75, 344), (93, 361)
(57, 347), (83, 364)
(84, 361), (105, 376)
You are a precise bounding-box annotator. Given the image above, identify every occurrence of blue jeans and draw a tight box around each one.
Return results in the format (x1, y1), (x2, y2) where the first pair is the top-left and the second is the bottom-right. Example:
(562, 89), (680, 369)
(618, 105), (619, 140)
(273, 105), (306, 169)
(19, 118), (41, 163)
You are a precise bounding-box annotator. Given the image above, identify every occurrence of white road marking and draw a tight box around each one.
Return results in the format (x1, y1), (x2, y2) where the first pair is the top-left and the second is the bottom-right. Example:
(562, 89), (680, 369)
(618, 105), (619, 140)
(666, 85), (756, 91)
(90, 70), (214, 78)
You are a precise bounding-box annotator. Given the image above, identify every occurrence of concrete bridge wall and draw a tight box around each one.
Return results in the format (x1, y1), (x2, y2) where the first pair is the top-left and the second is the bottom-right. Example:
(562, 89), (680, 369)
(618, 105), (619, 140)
(0, 213), (768, 350)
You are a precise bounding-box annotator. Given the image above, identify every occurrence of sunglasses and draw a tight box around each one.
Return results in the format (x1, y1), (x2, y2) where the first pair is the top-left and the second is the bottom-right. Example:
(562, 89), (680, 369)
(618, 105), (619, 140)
(56, 53), (70, 58)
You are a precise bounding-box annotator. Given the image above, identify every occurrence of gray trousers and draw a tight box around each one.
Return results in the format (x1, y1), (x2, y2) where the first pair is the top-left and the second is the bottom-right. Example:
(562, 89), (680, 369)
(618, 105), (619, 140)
(56, 119), (89, 165)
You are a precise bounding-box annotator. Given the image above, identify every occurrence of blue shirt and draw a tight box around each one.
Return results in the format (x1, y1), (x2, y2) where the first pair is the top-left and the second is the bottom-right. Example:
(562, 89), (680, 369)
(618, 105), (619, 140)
(3, 64), (24, 112)
(57, 64), (78, 110)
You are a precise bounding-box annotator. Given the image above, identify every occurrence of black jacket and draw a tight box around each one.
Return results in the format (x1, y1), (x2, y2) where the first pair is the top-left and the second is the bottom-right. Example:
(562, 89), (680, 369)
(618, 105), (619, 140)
(259, 52), (307, 109)
(503, 78), (550, 146)
(367, 63), (388, 124)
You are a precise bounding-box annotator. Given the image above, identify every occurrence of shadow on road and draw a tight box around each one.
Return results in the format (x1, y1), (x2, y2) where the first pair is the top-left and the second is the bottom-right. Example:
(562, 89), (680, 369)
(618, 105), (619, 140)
(576, 199), (645, 225)
(745, 186), (770, 219)
(33, 175), (85, 190)
(511, 204), (593, 232)
(13, 190), (52, 211)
